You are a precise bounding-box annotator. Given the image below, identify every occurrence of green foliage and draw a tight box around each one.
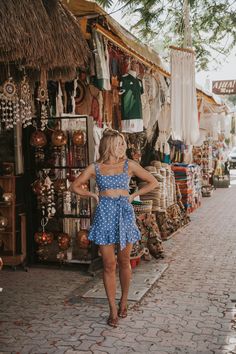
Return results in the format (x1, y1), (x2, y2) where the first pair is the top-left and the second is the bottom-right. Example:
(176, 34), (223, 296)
(95, 0), (236, 71)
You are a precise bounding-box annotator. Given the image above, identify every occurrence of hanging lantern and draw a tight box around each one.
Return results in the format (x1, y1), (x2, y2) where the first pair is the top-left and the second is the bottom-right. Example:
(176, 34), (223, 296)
(72, 130), (85, 146)
(2, 192), (14, 204)
(34, 231), (54, 246)
(58, 232), (71, 250)
(30, 130), (47, 148)
(51, 130), (67, 147)
(76, 229), (90, 249)
(0, 215), (8, 231)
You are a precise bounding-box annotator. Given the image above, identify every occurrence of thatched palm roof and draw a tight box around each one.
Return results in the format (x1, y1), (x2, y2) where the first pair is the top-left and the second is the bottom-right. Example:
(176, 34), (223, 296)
(0, 0), (90, 71)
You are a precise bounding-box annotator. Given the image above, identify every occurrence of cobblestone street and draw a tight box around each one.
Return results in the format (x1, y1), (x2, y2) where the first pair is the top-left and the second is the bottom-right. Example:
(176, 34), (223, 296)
(1, 183), (236, 354)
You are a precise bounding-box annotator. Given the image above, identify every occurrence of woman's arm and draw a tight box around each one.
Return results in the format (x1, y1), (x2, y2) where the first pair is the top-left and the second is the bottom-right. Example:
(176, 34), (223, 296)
(128, 160), (158, 203)
(70, 164), (99, 203)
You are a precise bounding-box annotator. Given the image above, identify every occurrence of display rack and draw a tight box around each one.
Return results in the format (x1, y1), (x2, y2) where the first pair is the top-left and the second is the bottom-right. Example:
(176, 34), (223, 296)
(0, 165), (27, 270)
(30, 115), (100, 272)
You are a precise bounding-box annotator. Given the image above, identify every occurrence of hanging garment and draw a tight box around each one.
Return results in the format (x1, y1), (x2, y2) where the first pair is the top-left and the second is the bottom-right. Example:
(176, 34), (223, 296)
(155, 103), (171, 154)
(92, 29), (111, 91)
(141, 73), (151, 129)
(103, 91), (113, 125)
(170, 48), (199, 145)
(146, 73), (163, 141)
(120, 72), (144, 133)
(56, 82), (64, 117)
(93, 123), (104, 161)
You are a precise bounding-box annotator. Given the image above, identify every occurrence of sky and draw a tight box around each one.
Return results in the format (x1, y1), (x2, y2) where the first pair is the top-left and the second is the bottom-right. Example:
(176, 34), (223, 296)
(110, 8), (236, 91)
(196, 48), (236, 90)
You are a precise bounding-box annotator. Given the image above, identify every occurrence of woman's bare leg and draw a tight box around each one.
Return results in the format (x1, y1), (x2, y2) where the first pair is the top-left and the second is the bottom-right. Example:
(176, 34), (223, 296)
(117, 243), (133, 311)
(99, 244), (117, 319)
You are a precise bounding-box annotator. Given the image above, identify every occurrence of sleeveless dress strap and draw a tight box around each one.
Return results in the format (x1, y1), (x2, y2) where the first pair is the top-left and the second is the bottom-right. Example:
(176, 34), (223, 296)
(123, 159), (129, 173)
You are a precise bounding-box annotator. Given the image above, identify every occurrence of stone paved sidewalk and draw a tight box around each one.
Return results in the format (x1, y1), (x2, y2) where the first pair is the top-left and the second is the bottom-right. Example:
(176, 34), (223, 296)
(1, 183), (236, 354)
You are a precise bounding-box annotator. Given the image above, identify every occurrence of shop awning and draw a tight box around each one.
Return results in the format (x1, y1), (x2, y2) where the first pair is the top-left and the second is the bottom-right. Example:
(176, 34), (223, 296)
(63, 0), (169, 77)
(0, 0), (90, 71)
(64, 0), (227, 113)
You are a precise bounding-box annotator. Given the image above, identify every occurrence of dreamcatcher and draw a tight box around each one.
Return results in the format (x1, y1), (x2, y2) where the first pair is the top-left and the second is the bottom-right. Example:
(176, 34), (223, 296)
(0, 77), (20, 129)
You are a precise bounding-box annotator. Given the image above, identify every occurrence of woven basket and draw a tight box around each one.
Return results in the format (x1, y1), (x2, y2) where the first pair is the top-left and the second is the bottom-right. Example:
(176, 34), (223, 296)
(132, 200), (153, 214)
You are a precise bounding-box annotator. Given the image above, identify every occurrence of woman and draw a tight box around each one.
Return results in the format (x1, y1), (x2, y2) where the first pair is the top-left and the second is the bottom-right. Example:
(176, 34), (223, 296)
(70, 129), (158, 327)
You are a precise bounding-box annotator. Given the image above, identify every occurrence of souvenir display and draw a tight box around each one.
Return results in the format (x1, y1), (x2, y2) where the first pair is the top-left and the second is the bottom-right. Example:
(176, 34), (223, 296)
(37, 75), (49, 130)
(0, 215), (8, 230)
(2, 192), (14, 204)
(0, 75), (33, 130)
(34, 230), (54, 246)
(0, 77), (20, 129)
(19, 76), (33, 128)
(57, 232), (71, 250)
(171, 163), (202, 213)
(51, 129), (67, 147)
(30, 130), (47, 162)
(76, 229), (90, 249)
(32, 174), (56, 219)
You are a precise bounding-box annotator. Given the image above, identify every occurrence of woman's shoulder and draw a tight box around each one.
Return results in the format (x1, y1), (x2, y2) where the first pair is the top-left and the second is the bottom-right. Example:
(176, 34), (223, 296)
(85, 163), (96, 174)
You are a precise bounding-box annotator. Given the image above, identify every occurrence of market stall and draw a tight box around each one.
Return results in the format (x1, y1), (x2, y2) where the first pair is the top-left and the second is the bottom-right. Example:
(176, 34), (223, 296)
(0, 0), (90, 268)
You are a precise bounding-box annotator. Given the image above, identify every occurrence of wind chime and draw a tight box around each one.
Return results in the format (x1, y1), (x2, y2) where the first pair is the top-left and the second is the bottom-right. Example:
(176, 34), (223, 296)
(0, 69), (33, 130)
(0, 77), (20, 129)
(19, 75), (33, 128)
(37, 70), (49, 131)
(32, 172), (56, 219)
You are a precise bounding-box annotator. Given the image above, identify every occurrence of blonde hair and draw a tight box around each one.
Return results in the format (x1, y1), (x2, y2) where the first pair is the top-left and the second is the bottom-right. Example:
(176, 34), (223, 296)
(98, 129), (127, 163)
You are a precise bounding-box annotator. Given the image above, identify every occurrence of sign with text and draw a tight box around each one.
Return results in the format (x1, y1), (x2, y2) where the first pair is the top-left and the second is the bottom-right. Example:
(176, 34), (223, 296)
(212, 80), (236, 95)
